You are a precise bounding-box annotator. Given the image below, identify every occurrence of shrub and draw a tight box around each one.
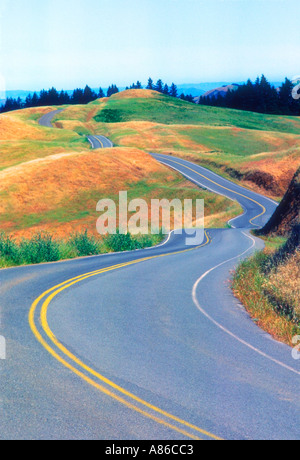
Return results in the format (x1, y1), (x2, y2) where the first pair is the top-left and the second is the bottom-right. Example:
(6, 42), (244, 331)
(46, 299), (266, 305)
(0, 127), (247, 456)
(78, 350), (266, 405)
(19, 232), (60, 264)
(69, 230), (100, 256)
(0, 232), (20, 264)
(106, 231), (140, 252)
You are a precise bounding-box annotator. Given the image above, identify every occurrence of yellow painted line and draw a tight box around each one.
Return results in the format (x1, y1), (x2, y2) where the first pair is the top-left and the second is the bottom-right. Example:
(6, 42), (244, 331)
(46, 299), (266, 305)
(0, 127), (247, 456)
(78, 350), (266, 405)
(29, 232), (222, 440)
(97, 136), (104, 149)
(162, 157), (266, 226)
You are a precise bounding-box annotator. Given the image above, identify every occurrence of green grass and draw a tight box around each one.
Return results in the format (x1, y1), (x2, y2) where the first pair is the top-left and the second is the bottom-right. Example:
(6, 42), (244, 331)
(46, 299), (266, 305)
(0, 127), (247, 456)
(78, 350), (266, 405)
(0, 138), (88, 171)
(94, 92), (300, 134)
(177, 126), (300, 157)
(0, 230), (164, 268)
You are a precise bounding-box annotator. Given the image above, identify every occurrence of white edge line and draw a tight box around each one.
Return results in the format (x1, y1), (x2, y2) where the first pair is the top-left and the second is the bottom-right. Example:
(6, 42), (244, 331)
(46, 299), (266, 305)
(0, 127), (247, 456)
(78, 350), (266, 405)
(192, 230), (300, 376)
(157, 160), (248, 228)
(152, 153), (279, 206)
(87, 137), (95, 149)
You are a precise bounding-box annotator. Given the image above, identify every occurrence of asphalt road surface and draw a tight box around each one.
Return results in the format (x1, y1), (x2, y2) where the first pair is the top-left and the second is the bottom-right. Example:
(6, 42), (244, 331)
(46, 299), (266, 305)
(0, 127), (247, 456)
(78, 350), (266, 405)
(39, 111), (113, 149)
(87, 135), (114, 149)
(38, 109), (65, 128)
(0, 134), (299, 440)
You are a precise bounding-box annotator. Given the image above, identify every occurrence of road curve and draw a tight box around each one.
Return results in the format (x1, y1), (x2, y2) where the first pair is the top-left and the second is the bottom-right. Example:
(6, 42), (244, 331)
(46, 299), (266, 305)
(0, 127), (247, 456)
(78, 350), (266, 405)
(39, 110), (113, 149)
(0, 141), (299, 440)
(87, 134), (113, 149)
(38, 109), (64, 128)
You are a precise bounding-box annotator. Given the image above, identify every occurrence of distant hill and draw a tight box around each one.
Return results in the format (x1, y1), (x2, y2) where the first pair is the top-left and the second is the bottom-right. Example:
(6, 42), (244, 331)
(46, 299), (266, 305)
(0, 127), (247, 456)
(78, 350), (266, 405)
(203, 83), (240, 98)
(193, 84), (240, 103)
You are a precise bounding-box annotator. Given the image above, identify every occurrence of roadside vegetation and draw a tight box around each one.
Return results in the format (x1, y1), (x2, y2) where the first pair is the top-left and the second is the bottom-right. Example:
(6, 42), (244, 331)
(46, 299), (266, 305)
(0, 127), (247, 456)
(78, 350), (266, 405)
(0, 230), (163, 268)
(233, 167), (299, 347)
(233, 226), (300, 346)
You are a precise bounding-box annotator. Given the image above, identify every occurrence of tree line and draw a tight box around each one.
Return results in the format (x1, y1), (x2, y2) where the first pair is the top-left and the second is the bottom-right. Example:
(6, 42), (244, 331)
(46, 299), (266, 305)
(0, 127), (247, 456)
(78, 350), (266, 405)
(144, 78), (194, 102)
(199, 75), (300, 115)
(0, 84), (119, 114)
(0, 79), (195, 114)
(1, 75), (299, 116)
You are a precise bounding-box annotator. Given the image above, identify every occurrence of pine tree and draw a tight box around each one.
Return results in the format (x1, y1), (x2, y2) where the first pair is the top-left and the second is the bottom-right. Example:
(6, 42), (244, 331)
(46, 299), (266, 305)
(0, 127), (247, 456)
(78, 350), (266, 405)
(25, 94), (33, 108)
(155, 79), (164, 93)
(278, 78), (298, 114)
(163, 84), (169, 95)
(31, 92), (39, 107)
(58, 90), (70, 105)
(82, 85), (96, 104)
(146, 78), (153, 90)
(48, 87), (60, 105)
(169, 83), (178, 98)
(98, 87), (105, 98)
(71, 88), (84, 104)
(107, 85), (119, 97)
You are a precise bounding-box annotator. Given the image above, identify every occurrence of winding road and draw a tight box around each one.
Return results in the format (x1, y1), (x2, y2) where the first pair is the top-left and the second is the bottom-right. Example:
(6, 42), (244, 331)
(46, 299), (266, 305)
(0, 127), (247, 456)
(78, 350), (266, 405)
(0, 112), (299, 440)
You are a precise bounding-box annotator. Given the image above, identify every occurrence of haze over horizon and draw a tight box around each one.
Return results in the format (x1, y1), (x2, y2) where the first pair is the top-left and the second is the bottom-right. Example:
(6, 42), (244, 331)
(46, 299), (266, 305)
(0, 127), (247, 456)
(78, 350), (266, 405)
(0, 0), (299, 94)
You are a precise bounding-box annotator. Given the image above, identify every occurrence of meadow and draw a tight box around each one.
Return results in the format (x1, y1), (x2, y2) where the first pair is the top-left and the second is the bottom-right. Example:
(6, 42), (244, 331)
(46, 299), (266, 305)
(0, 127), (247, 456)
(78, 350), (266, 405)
(1, 89), (299, 266)
(56, 90), (300, 197)
(0, 102), (241, 241)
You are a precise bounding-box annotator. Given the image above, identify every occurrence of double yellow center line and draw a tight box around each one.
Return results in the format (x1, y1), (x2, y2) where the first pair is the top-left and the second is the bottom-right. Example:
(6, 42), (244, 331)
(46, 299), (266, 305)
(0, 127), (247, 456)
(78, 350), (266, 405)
(160, 157), (267, 227)
(29, 159), (267, 439)
(29, 231), (223, 440)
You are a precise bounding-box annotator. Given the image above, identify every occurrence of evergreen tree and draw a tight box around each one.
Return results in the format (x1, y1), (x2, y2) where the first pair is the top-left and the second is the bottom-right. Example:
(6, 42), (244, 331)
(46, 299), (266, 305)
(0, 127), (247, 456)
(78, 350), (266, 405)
(39, 89), (49, 106)
(180, 93), (194, 103)
(58, 90), (70, 105)
(82, 85), (97, 104)
(71, 88), (84, 104)
(155, 79), (164, 93)
(31, 92), (39, 107)
(169, 83), (178, 98)
(98, 87), (105, 98)
(25, 94), (33, 108)
(146, 78), (154, 90)
(107, 84), (119, 97)
(278, 78), (299, 114)
(48, 87), (60, 105)
(163, 84), (169, 95)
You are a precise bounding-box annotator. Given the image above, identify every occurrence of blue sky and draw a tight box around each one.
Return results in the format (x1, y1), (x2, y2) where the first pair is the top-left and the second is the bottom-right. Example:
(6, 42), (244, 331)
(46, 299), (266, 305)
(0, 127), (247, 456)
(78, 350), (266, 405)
(0, 0), (299, 92)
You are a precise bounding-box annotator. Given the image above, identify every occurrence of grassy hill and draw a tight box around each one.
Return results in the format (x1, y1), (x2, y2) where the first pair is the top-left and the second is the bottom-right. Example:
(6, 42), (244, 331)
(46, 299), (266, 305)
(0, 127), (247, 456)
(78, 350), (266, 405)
(0, 102), (241, 241)
(93, 89), (300, 133)
(1, 88), (299, 248)
(55, 89), (300, 197)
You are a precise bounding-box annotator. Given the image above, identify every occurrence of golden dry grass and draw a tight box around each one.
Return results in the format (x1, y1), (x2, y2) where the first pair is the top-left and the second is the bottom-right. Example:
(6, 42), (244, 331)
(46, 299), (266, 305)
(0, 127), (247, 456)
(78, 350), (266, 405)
(0, 112), (45, 140)
(0, 147), (165, 212)
(102, 121), (300, 197)
(111, 89), (158, 100)
(0, 147), (188, 237)
(264, 250), (300, 317)
(0, 108), (87, 171)
(48, 94), (300, 200)
(0, 144), (241, 238)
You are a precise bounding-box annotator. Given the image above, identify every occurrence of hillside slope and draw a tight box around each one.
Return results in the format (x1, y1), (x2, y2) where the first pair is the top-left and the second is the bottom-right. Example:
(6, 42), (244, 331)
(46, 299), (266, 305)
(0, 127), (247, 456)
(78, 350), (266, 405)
(258, 168), (300, 235)
(55, 89), (300, 197)
(0, 104), (241, 238)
